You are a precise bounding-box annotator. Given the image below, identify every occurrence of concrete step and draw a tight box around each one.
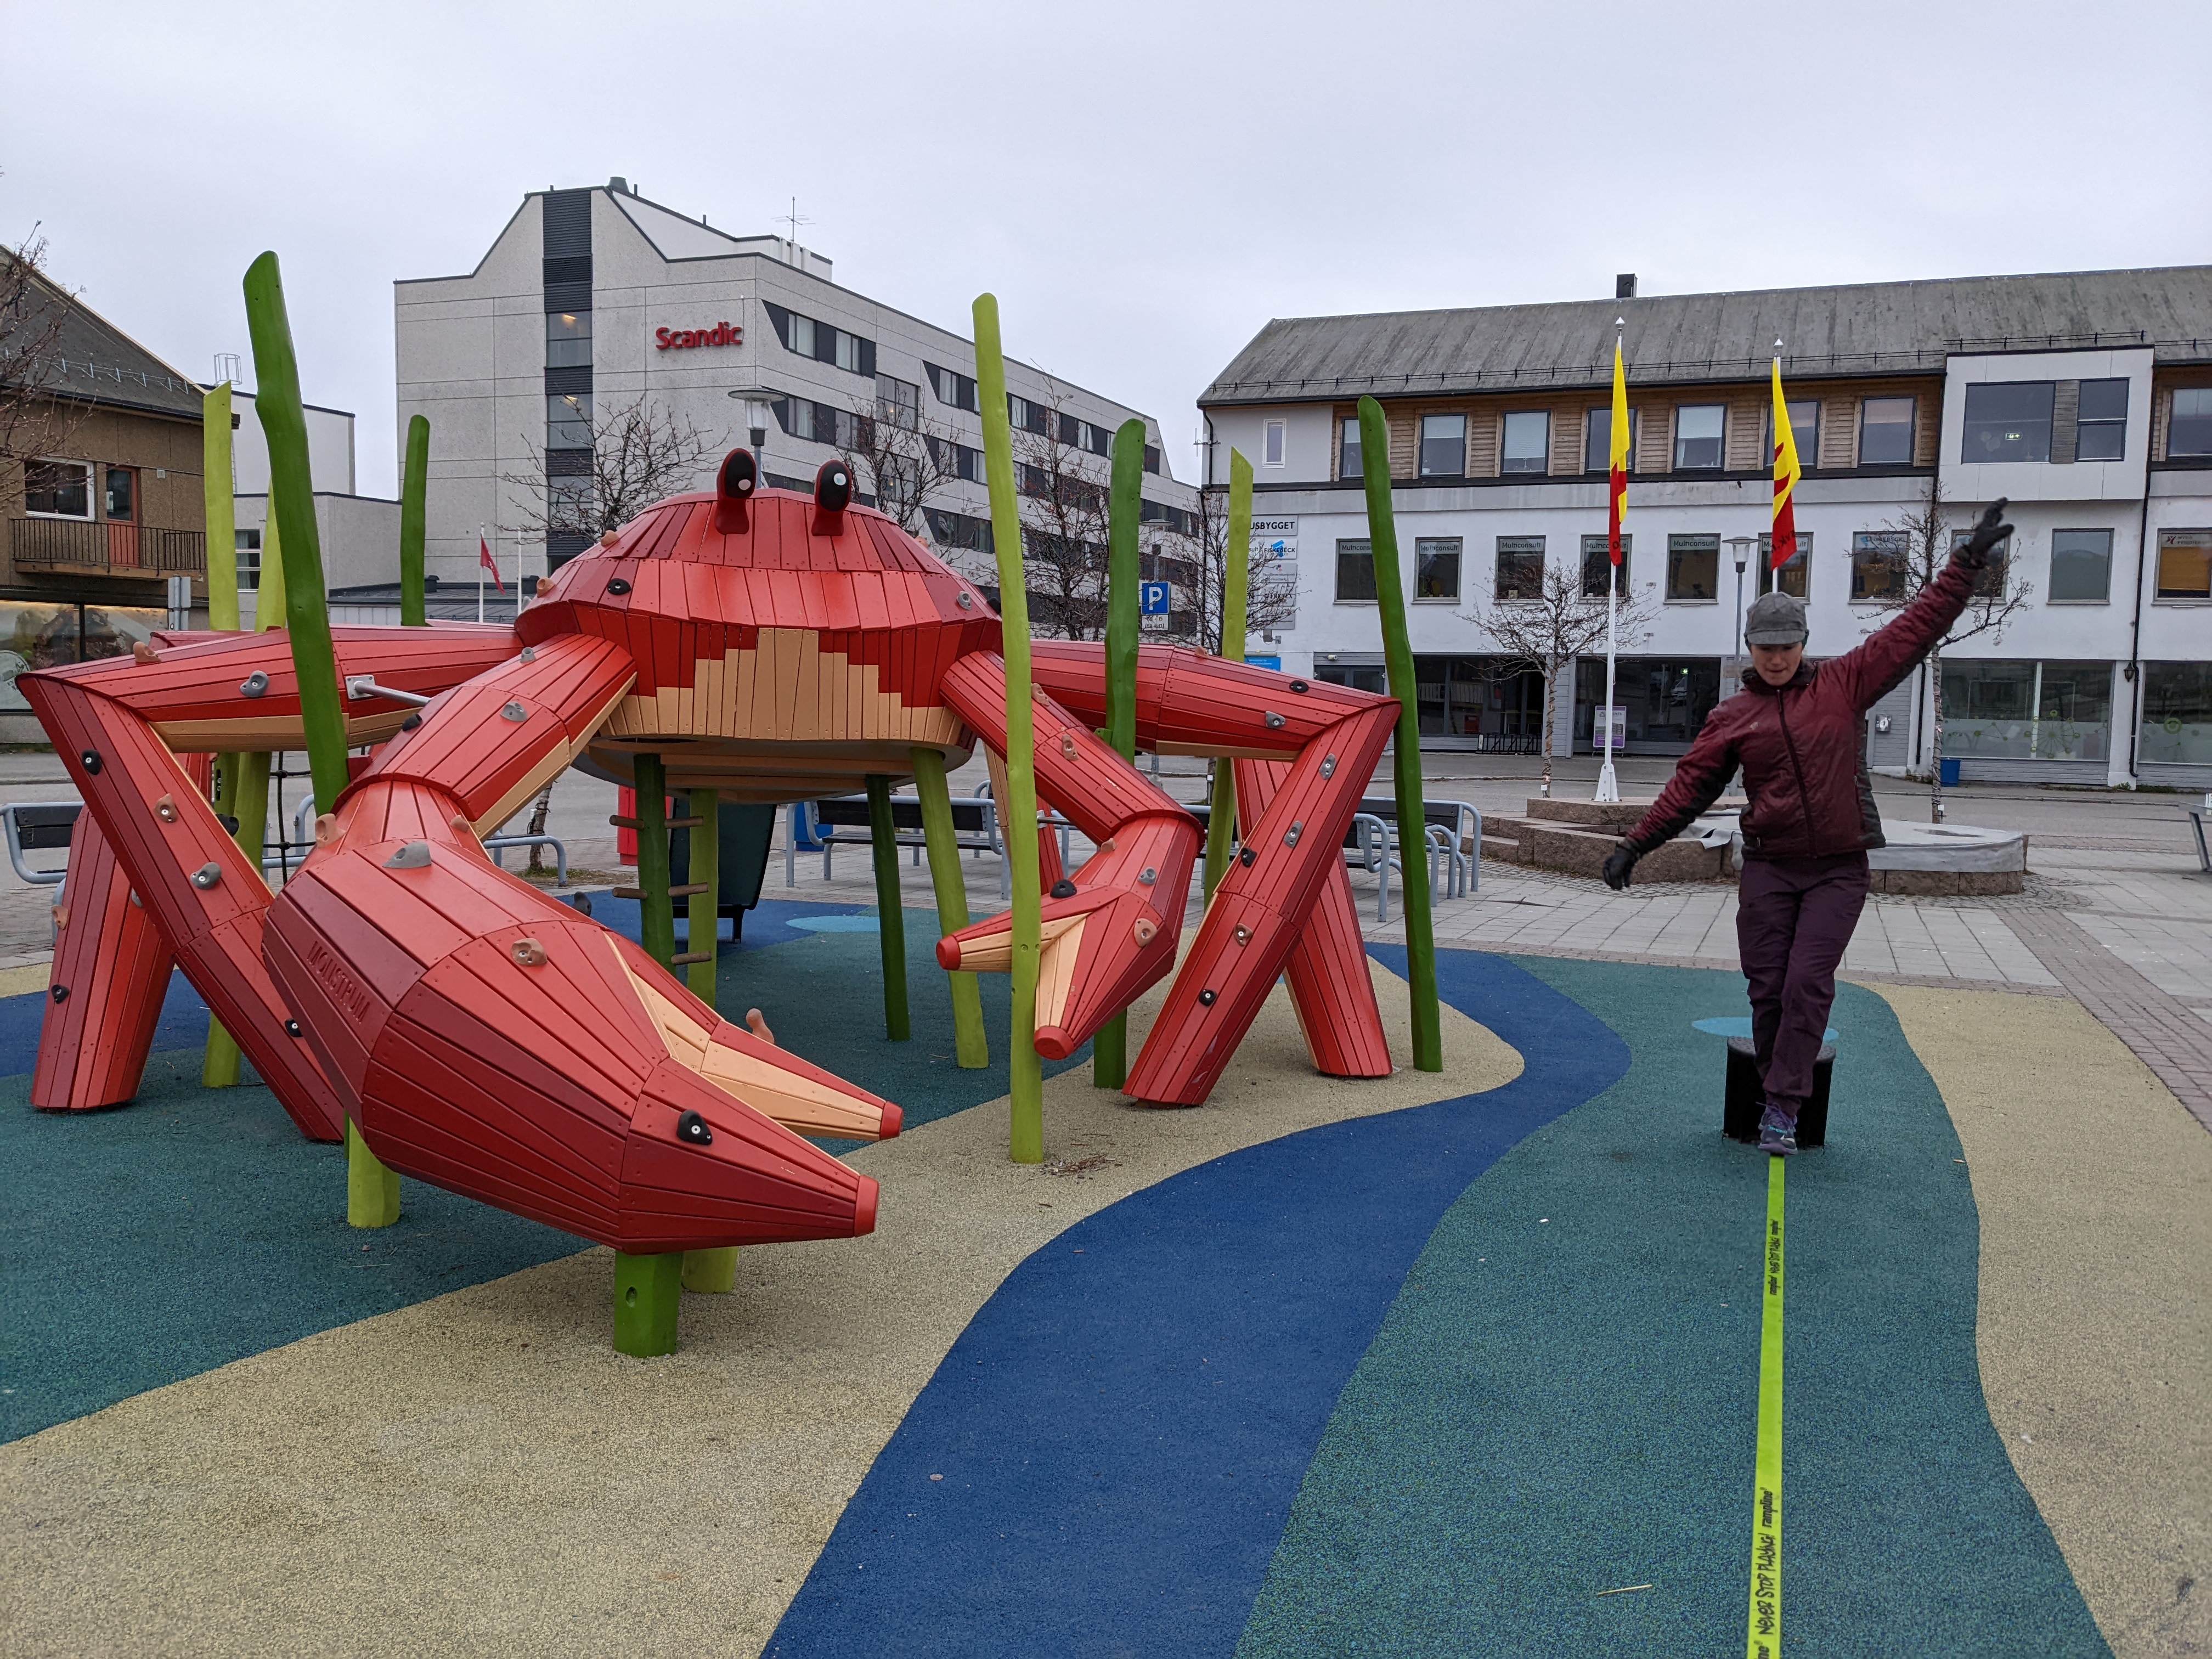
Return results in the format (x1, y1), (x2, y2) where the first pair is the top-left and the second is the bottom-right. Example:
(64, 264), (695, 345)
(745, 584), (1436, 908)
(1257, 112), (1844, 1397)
(1520, 795), (1746, 831)
(1486, 815), (1727, 884)
(1479, 834), (1528, 864)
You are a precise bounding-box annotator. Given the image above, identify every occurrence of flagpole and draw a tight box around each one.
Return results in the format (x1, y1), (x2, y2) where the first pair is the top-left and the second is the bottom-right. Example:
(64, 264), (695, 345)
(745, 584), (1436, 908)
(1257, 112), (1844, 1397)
(1597, 559), (1619, 802)
(477, 521), (486, 624)
(1595, 318), (1625, 805)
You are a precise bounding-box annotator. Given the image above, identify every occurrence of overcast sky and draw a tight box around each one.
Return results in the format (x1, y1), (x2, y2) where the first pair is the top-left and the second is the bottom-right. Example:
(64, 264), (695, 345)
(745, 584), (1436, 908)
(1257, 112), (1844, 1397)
(8, 0), (2208, 497)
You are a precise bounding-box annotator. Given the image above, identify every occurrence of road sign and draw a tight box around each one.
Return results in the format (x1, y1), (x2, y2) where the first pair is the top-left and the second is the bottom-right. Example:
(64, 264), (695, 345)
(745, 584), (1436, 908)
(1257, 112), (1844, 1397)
(1139, 581), (1171, 616)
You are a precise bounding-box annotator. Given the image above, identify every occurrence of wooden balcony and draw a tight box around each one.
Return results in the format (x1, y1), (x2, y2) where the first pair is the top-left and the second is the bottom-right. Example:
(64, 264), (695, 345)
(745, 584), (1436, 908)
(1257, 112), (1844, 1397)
(7, 516), (206, 576)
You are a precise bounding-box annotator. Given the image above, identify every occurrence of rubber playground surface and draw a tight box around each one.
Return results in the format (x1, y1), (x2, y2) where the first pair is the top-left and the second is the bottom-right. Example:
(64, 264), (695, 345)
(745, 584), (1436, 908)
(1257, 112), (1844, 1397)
(2, 897), (2204, 1656)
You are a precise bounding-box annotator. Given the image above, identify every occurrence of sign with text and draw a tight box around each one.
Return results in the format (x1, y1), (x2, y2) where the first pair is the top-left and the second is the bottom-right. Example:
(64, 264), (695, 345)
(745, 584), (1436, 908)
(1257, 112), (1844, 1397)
(656, 321), (743, 351)
(1139, 580), (1172, 616)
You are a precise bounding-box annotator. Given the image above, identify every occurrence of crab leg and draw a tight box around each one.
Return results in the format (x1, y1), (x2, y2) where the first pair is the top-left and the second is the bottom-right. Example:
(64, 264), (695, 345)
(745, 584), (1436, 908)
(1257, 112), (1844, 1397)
(268, 633), (894, 1250)
(936, 652), (1202, 1059)
(33, 806), (173, 1111)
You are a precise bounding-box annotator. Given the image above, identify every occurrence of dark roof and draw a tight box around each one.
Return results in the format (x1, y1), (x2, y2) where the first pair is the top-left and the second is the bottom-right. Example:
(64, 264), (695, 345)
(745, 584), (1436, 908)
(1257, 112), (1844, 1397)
(1200, 266), (2212, 407)
(1, 256), (204, 421)
(328, 581), (523, 624)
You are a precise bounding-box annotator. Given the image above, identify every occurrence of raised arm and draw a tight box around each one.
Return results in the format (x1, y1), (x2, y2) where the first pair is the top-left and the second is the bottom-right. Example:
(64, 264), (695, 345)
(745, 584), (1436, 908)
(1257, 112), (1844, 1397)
(1831, 500), (2013, 712)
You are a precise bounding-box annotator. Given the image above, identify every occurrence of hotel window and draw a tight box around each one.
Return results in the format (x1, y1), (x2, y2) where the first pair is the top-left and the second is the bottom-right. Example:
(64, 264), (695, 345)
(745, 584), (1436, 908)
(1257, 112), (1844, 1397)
(2075, 379), (2128, 461)
(1336, 538), (1376, 602)
(2170, 388), (2212, 458)
(1961, 382), (2054, 464)
(1419, 414), (1465, 477)
(546, 393), (591, 449)
(23, 459), (91, 518)
(1666, 533), (1719, 600)
(1859, 397), (1916, 465)
(1756, 531), (1812, 599)
(2155, 529), (2211, 600)
(1415, 537), (1462, 600)
(545, 310), (592, 368)
(1008, 395), (1052, 436)
(876, 373), (921, 429)
(767, 304), (875, 376)
(1580, 533), (1629, 597)
(1340, 417), (1363, 481)
(1493, 410), (1544, 475)
(1584, 408), (1636, 473)
(1674, 405), (1724, 470)
(925, 363), (980, 413)
(1083, 422), (1112, 458)
(2047, 528), (2113, 602)
(1143, 444), (1160, 475)
(1494, 535), (1544, 601)
(1852, 531), (1909, 601)
(1765, 400), (1820, 467)
(1263, 419), (1286, 467)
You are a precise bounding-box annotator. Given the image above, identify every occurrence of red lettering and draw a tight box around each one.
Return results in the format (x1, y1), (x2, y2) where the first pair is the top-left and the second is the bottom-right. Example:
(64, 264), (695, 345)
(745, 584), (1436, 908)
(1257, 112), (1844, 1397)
(654, 321), (743, 350)
(655, 328), (671, 349)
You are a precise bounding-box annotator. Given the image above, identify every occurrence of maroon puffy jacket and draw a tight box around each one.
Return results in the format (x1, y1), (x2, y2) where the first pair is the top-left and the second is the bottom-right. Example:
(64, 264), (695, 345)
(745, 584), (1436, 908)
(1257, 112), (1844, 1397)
(1623, 555), (1981, 860)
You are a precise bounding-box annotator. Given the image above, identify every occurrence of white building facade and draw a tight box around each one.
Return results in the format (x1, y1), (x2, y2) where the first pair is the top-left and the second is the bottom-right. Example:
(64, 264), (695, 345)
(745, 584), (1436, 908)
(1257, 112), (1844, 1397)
(396, 180), (1196, 611)
(1200, 269), (2212, 788)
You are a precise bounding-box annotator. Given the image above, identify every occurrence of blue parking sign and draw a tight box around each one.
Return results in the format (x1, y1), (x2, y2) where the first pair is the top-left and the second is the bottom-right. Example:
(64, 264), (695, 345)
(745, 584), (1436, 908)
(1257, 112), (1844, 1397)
(1139, 582), (1171, 616)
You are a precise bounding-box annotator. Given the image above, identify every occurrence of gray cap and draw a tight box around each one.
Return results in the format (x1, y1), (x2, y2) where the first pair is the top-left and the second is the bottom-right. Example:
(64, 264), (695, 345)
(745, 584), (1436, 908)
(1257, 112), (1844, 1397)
(1744, 590), (1808, 646)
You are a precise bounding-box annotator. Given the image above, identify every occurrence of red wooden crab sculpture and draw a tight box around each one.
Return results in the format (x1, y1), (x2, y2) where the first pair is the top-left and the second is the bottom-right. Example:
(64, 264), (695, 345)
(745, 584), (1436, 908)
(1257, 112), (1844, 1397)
(22, 455), (1398, 1254)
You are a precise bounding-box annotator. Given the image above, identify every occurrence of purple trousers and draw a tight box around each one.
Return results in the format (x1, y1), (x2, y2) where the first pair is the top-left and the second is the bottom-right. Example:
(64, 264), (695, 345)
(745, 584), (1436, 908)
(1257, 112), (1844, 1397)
(1736, 852), (1870, 1122)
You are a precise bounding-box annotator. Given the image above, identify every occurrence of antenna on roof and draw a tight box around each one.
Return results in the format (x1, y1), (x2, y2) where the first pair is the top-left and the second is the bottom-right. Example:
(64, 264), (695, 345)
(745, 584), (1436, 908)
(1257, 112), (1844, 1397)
(212, 352), (241, 386)
(780, 197), (813, 245)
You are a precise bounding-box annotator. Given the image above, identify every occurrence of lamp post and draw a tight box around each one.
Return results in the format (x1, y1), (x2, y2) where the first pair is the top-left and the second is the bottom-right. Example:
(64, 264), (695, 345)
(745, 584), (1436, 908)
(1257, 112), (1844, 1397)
(727, 388), (776, 482)
(1726, 534), (1756, 659)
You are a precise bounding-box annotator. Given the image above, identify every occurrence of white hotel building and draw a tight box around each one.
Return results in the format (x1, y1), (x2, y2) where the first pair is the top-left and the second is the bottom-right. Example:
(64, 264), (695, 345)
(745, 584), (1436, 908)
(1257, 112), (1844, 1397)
(1199, 269), (2212, 789)
(394, 179), (1196, 610)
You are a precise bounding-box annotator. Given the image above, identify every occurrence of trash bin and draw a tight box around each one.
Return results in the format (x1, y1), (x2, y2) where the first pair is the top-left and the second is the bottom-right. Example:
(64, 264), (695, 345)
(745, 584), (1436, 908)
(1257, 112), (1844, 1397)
(1939, 757), (1962, 787)
(1724, 1037), (1833, 1148)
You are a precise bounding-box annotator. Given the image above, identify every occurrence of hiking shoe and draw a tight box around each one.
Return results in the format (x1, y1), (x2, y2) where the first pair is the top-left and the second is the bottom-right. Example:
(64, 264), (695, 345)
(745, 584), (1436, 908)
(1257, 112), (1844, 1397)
(1757, 1109), (1798, 1157)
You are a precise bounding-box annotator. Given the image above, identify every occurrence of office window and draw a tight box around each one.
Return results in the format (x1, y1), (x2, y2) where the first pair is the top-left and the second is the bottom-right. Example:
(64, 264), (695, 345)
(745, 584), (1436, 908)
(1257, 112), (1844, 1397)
(1501, 410), (1549, 473)
(924, 363), (980, 413)
(2141, 663), (2212, 765)
(1852, 531), (1908, 601)
(2048, 528), (2113, 602)
(1143, 444), (1160, 475)
(1494, 535), (1544, 601)
(1756, 531), (1813, 599)
(1946, 527), (2012, 599)
(2156, 529), (2211, 599)
(2075, 379), (2128, 461)
(105, 467), (135, 521)
(1580, 533), (1630, 596)
(1415, 537), (1462, 600)
(23, 459), (91, 517)
(1058, 413), (1082, 447)
(545, 310), (592, 368)
(1674, 405), (1724, 470)
(1336, 538), (1376, 601)
(2168, 388), (2212, 458)
(1859, 397), (1915, 465)
(546, 393), (591, 449)
(1263, 419), (1286, 467)
(1084, 422), (1112, 458)
(1340, 417), (1363, 481)
(876, 373), (920, 429)
(786, 313), (815, 356)
(1584, 408), (1637, 473)
(1419, 413), (1465, 477)
(1961, 382), (2055, 464)
(1766, 399), (1820, 467)
(1667, 533), (1719, 599)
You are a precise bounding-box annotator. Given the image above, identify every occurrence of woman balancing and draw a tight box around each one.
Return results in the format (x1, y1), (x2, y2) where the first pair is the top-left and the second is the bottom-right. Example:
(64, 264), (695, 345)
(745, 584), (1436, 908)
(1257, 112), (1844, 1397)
(1603, 499), (2013, 1155)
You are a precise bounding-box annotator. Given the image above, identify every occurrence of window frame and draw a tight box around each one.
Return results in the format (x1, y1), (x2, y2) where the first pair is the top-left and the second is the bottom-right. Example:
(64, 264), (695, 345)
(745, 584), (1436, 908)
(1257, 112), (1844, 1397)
(1851, 530), (1910, 602)
(2153, 528), (2212, 601)
(2167, 388), (2212, 459)
(1414, 536), (1463, 602)
(1858, 397), (1916, 467)
(1262, 418), (1286, 469)
(1335, 538), (1377, 603)
(1418, 413), (1466, 479)
(1672, 405), (1725, 471)
(1764, 399), (1820, 470)
(1500, 410), (1549, 475)
(2046, 527), (2114, 604)
(1580, 533), (1630, 597)
(1960, 381), (2056, 466)
(545, 309), (592, 369)
(1493, 535), (1544, 602)
(22, 457), (94, 520)
(1584, 407), (1638, 475)
(2073, 379), (2129, 462)
(1755, 531), (1813, 600)
(1664, 533), (1721, 602)
(1339, 416), (1363, 481)
(104, 465), (137, 523)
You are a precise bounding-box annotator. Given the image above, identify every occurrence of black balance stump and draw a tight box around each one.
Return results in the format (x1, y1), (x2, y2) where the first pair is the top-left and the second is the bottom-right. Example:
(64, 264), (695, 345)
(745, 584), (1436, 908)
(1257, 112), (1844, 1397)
(1723, 1037), (1835, 1147)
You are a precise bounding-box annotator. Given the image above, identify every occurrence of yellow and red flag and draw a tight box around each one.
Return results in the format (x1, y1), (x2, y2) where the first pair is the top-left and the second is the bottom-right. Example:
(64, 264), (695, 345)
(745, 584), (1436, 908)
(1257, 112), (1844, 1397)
(1769, 357), (1801, 569)
(1607, 336), (1629, 565)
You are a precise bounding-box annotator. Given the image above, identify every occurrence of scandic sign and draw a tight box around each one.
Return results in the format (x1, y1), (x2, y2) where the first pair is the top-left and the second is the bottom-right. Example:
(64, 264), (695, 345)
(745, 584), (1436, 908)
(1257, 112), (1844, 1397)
(656, 321), (742, 351)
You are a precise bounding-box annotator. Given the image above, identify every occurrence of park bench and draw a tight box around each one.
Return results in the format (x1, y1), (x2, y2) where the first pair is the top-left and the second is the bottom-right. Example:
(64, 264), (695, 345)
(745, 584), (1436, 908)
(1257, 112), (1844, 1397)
(789, 793), (1003, 888)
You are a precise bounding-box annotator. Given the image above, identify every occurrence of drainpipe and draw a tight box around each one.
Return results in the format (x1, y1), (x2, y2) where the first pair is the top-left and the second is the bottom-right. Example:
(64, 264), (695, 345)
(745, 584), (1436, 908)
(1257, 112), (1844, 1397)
(2125, 478), (2153, 782)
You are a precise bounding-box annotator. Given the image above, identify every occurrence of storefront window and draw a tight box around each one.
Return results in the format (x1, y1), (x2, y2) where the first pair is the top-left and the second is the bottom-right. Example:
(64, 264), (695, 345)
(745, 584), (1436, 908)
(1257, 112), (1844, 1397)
(1576, 656), (1722, 751)
(2140, 662), (2212, 766)
(1942, 659), (2111, 760)
(0, 603), (161, 710)
(1414, 656), (1545, 740)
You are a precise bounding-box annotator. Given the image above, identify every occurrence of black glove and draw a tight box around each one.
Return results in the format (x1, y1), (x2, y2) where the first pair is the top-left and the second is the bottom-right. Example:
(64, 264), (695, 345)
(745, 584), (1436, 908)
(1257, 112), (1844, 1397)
(1952, 499), (2013, 571)
(1602, 841), (1639, 891)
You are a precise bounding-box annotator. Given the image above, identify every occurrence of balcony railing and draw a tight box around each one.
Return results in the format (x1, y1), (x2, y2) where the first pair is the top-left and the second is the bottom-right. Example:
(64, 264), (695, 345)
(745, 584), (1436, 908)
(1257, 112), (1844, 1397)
(7, 517), (206, 574)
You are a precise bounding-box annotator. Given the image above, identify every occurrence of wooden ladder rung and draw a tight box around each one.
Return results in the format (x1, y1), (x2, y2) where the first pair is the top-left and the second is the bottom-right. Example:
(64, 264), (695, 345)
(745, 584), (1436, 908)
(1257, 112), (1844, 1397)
(671, 951), (714, 965)
(668, 883), (710, 897)
(612, 886), (646, 900)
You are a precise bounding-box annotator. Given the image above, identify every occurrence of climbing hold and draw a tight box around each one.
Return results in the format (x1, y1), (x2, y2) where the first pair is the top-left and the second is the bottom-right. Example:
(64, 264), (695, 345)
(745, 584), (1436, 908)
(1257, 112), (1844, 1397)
(520, 646), (537, 663)
(1050, 878), (1077, 899)
(80, 749), (101, 775)
(677, 1110), (714, 1146)
(607, 578), (632, 596)
(1265, 712), (1286, 729)
(240, 671), (269, 698)
(1320, 754), (1337, 778)
(190, 862), (222, 889)
(285, 1019), (302, 1037)
(1138, 867), (1156, 885)
(385, 841), (432, 869)
(1198, 989), (1217, 1006)
(154, 795), (178, 823)
(1133, 917), (1158, 946)
(399, 715), (421, 731)
(1284, 821), (1303, 848)
(50, 984), (66, 1002)
(512, 938), (547, 967)
(1233, 926), (1251, 945)
(1239, 847), (1256, 866)
(1290, 679), (1309, 693)
(501, 700), (528, 722)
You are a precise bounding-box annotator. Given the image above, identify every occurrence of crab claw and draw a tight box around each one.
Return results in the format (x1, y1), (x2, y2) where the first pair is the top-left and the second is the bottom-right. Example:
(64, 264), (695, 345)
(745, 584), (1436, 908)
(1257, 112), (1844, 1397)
(936, 811), (1198, 1059)
(264, 782), (896, 1252)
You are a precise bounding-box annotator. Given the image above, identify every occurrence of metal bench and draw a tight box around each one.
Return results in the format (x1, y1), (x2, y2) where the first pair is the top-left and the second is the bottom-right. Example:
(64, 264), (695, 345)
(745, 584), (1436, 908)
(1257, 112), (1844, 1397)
(789, 793), (1002, 889)
(1342, 798), (1481, 922)
(3, 802), (81, 887)
(2190, 808), (2209, 875)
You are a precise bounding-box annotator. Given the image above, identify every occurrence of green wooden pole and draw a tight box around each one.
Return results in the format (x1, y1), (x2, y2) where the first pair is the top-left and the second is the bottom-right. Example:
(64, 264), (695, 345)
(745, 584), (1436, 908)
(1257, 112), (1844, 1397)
(246, 250), (403, 1218)
(633, 754), (675, 966)
(1202, 449), (1255, 903)
(200, 380), (246, 1085)
(912, 745), (986, 1068)
(1357, 396), (1441, 1073)
(613, 1250), (682, 1356)
(685, 788), (720, 1003)
(680, 1246), (738, 1295)
(864, 774), (912, 1042)
(1092, 418), (1147, 1089)
(973, 294), (1044, 1164)
(399, 414), (430, 627)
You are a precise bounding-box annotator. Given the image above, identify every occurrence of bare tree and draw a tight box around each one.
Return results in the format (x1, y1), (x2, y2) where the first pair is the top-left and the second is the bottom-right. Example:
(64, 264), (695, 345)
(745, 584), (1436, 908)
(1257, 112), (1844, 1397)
(0, 233), (86, 473)
(500, 390), (717, 549)
(1464, 561), (1658, 798)
(837, 404), (967, 537)
(1857, 477), (2033, 822)
(1009, 405), (1115, 640)
(1183, 483), (1300, 656)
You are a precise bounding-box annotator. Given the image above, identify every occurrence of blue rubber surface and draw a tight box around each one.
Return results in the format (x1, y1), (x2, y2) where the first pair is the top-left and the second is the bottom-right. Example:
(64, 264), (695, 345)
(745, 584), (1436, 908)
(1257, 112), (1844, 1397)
(765, 951), (1628, 1658)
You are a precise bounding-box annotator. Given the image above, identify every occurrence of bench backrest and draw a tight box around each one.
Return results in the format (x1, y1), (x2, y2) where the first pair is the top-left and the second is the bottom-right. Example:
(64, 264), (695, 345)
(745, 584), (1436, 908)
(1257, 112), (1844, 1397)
(9, 803), (82, 851)
(812, 795), (991, 834)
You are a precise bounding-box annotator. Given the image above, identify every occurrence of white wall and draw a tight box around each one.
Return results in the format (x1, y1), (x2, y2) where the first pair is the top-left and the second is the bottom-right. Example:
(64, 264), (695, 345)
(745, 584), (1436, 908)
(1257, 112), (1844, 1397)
(228, 391), (357, 495)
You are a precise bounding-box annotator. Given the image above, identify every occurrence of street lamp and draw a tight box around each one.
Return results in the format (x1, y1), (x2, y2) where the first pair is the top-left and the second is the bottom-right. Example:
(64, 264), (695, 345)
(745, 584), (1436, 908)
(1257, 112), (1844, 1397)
(1725, 535), (1757, 659)
(727, 388), (776, 482)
